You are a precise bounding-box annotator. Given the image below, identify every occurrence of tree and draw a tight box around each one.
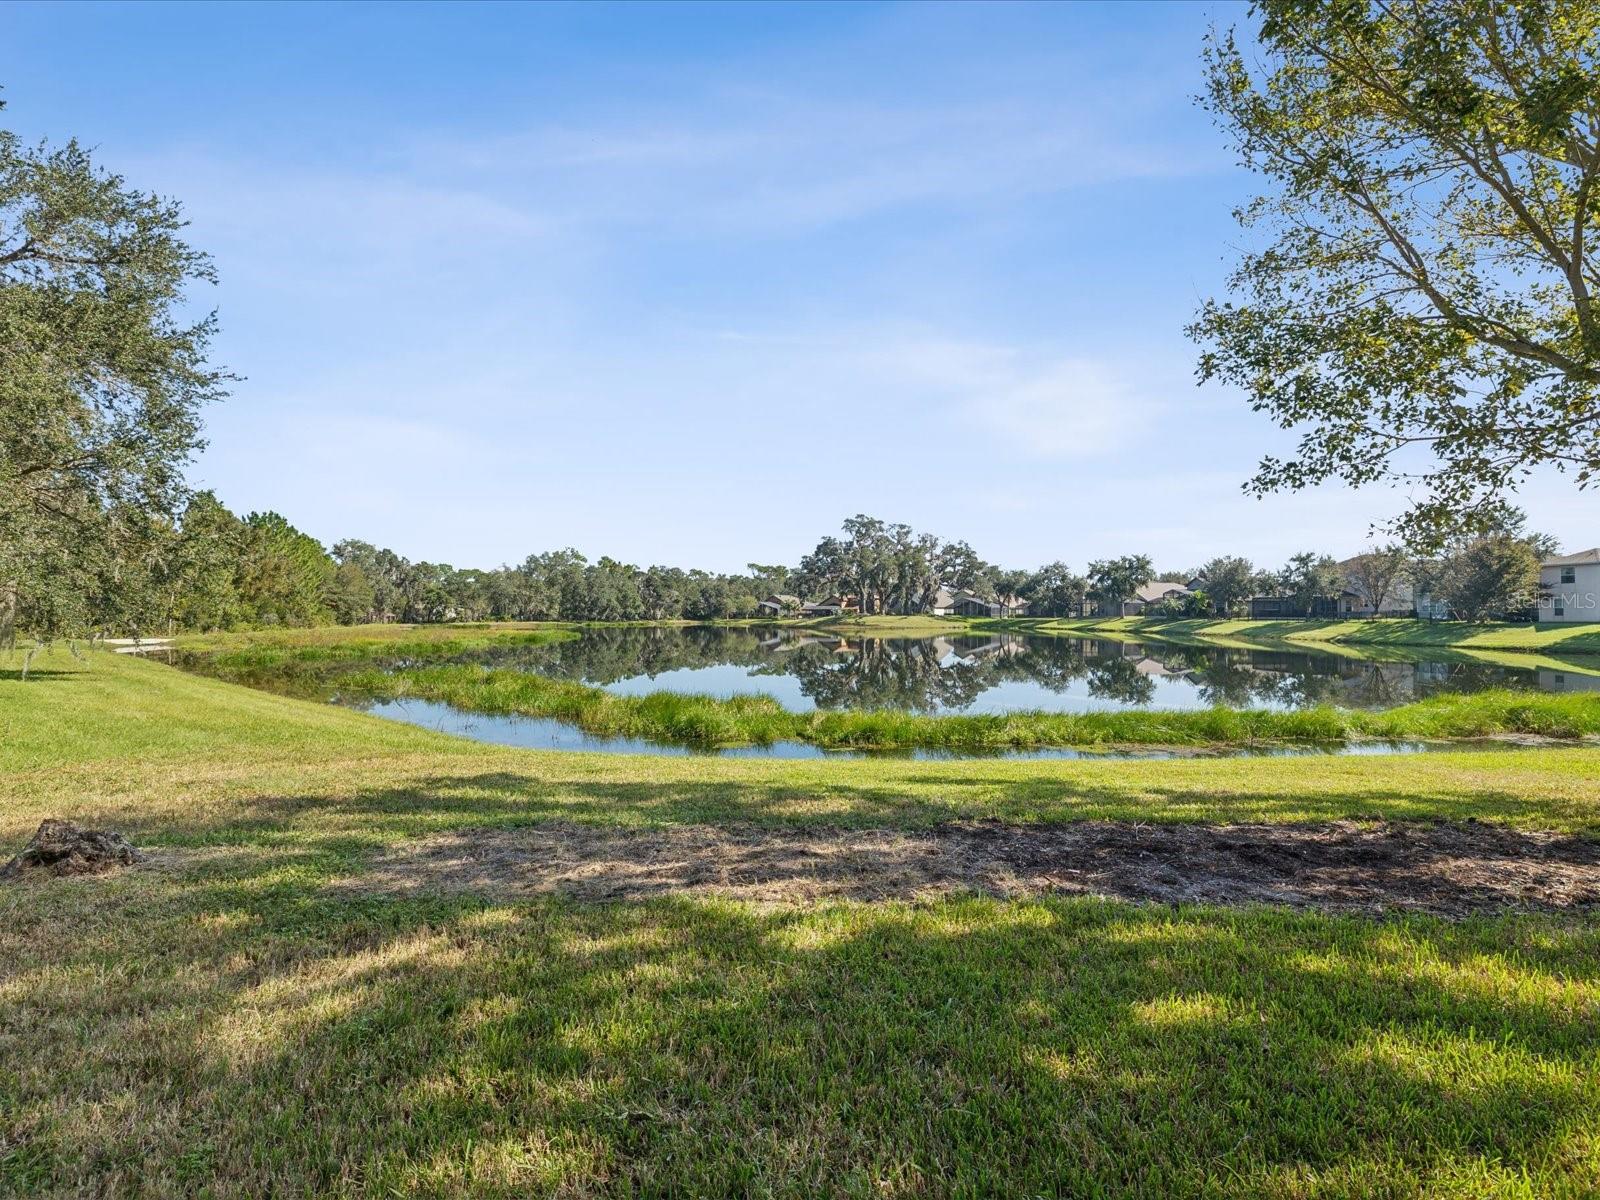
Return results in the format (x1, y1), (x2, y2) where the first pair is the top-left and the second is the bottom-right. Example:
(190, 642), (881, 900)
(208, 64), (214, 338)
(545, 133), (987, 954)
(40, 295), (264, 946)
(1441, 533), (1542, 621)
(1, 101), (228, 645)
(332, 540), (406, 622)
(1087, 555), (1153, 617)
(1192, 2), (1600, 546)
(1346, 544), (1409, 615)
(640, 566), (687, 622)
(795, 518), (988, 616)
(236, 512), (334, 626)
(1197, 556), (1257, 616)
(163, 491), (247, 632)
(988, 567), (1032, 608)
(746, 563), (791, 596)
(327, 560), (377, 625)
(1022, 562), (1090, 618)
(1276, 552), (1344, 617)
(933, 540), (987, 597)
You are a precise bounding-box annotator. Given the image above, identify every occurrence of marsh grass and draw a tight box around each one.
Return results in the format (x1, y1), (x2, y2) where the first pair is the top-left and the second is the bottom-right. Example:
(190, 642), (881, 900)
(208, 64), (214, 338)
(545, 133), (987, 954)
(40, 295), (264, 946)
(325, 661), (1600, 751)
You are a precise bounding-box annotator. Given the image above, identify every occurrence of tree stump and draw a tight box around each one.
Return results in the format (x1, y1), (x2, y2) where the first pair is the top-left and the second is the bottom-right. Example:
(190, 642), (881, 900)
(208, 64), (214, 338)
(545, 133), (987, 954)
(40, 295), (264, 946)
(0, 819), (145, 879)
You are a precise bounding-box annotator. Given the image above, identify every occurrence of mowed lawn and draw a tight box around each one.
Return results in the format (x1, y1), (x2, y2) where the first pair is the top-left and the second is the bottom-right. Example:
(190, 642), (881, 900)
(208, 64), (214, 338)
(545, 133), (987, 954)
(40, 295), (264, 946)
(3, 649), (1600, 1197)
(1037, 615), (1600, 655)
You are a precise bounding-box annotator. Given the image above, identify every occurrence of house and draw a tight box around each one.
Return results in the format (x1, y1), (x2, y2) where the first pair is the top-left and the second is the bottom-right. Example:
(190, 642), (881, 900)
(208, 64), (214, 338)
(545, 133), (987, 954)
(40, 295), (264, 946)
(801, 593), (859, 617)
(949, 594), (1028, 618)
(1332, 558), (1415, 617)
(755, 593), (802, 617)
(1114, 580), (1192, 617)
(928, 587), (1027, 618)
(1250, 594), (1340, 619)
(1539, 548), (1600, 624)
(1332, 557), (1450, 618)
(1539, 667), (1600, 694)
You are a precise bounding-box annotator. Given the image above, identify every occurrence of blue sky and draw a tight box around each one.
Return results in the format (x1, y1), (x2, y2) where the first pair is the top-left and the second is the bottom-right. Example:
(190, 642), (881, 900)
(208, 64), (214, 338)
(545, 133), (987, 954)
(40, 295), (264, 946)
(5, 0), (1595, 572)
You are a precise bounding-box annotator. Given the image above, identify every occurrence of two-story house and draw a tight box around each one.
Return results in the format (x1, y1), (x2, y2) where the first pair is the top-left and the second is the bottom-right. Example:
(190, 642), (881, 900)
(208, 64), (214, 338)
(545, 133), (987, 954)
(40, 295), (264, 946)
(1540, 549), (1600, 624)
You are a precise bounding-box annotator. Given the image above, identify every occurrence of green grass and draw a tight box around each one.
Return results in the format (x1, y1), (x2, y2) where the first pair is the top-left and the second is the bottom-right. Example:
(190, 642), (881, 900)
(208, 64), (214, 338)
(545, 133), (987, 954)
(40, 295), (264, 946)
(173, 620), (577, 654)
(1043, 615), (1600, 654)
(5, 648), (1600, 1196)
(10, 649), (1600, 834)
(811, 613), (984, 634)
(239, 655), (1600, 752)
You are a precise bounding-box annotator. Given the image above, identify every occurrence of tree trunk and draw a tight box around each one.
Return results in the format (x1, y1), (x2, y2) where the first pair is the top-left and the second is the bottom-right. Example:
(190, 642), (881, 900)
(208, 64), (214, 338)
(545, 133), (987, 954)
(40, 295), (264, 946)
(0, 580), (16, 649)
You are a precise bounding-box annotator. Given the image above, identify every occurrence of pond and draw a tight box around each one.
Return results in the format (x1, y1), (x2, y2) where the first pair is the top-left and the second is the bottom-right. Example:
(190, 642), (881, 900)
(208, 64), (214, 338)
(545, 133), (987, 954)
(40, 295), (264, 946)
(172, 624), (1600, 759)
(389, 624), (1597, 714)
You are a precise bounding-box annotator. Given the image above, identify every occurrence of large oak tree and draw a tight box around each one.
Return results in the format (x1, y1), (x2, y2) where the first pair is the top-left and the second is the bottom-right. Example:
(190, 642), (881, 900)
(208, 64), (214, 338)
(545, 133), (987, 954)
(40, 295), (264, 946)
(1, 99), (228, 645)
(1192, 1), (1600, 546)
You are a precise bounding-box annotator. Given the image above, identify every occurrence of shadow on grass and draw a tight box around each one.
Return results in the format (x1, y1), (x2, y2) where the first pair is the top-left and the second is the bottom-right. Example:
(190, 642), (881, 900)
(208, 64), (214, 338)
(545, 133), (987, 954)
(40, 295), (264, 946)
(0, 668), (78, 682)
(4, 851), (1598, 1195)
(220, 764), (1600, 839)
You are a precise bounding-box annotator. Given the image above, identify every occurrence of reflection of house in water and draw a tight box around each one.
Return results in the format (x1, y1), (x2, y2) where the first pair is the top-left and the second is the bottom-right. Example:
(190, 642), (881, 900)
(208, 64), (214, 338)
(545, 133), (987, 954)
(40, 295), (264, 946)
(935, 634), (1028, 666)
(1133, 656), (1194, 680)
(1539, 668), (1600, 694)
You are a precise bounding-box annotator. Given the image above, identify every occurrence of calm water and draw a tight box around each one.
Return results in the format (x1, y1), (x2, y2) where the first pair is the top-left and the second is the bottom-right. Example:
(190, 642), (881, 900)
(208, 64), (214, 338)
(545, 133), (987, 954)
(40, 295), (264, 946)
(432, 624), (1600, 714)
(176, 625), (1600, 758)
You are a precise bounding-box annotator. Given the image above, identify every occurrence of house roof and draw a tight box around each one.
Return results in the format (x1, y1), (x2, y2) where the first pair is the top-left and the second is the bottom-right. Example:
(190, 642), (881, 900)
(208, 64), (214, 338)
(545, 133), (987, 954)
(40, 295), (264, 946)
(1133, 581), (1190, 604)
(759, 593), (801, 606)
(1544, 548), (1600, 567)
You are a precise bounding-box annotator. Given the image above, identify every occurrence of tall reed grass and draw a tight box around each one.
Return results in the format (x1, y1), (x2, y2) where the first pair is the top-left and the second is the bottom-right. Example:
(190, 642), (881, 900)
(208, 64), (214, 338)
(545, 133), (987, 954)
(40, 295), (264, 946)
(332, 663), (1600, 751)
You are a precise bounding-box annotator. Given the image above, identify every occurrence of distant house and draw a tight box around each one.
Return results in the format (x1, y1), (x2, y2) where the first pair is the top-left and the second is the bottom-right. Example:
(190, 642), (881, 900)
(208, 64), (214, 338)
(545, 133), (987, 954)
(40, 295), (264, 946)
(1333, 557), (1430, 618)
(801, 593), (859, 617)
(950, 594), (1028, 618)
(1250, 594), (1340, 619)
(927, 587), (1026, 618)
(1114, 580), (1192, 618)
(755, 593), (802, 617)
(1540, 548), (1600, 624)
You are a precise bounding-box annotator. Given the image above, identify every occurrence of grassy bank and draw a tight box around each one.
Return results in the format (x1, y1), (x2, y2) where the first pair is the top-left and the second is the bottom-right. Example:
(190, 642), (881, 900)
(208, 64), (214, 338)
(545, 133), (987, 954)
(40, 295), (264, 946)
(306, 658), (1600, 751)
(5, 649), (1600, 1195)
(1041, 615), (1600, 654)
(9, 648), (1600, 832)
(174, 621), (577, 656)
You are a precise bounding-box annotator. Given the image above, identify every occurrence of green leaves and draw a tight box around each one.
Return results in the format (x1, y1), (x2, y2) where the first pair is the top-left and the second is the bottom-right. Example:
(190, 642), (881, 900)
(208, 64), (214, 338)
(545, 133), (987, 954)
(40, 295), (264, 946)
(1193, 0), (1600, 548)
(0, 112), (229, 641)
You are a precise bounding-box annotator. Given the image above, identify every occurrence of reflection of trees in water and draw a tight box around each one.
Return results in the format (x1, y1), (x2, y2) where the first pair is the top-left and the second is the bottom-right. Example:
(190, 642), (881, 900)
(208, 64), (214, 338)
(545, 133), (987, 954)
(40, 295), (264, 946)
(259, 624), (1546, 714)
(1081, 656), (1158, 706)
(1184, 648), (1537, 710)
(779, 639), (996, 713)
(472, 625), (781, 684)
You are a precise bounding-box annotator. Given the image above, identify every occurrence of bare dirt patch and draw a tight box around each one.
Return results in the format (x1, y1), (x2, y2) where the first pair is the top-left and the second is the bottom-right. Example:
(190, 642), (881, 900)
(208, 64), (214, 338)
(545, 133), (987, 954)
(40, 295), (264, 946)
(344, 820), (1600, 916)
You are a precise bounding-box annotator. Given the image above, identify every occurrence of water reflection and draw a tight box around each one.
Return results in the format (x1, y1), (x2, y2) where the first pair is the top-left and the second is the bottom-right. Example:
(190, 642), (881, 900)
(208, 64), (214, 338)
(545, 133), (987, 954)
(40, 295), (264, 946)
(433, 625), (1586, 714)
(361, 697), (1493, 761)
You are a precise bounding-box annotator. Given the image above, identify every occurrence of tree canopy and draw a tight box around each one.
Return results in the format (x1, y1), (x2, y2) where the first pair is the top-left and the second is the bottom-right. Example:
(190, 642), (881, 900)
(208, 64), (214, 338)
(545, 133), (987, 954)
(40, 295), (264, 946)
(1192, 0), (1600, 546)
(0, 100), (228, 644)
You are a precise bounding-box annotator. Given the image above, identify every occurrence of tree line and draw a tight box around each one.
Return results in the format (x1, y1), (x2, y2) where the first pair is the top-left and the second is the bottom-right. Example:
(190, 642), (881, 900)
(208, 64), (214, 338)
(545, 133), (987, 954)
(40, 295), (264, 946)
(44, 500), (1560, 638)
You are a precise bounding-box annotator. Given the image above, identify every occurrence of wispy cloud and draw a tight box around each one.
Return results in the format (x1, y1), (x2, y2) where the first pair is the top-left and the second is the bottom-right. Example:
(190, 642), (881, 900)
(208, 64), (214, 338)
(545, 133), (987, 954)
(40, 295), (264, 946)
(851, 333), (1168, 459)
(407, 91), (1208, 236)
